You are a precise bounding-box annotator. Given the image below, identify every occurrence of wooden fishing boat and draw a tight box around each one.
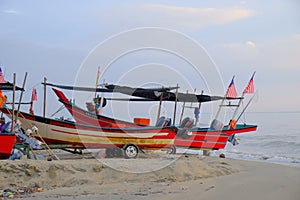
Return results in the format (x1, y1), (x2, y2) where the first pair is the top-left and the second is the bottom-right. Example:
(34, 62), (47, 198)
(50, 87), (257, 152)
(0, 107), (177, 158)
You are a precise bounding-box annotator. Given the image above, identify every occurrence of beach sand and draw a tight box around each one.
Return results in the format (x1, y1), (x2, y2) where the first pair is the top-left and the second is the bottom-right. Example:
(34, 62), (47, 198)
(1, 154), (299, 200)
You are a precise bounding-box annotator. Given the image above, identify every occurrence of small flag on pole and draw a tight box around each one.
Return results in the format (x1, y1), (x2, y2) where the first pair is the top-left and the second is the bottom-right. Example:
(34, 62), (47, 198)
(97, 66), (101, 78)
(243, 72), (255, 94)
(226, 76), (238, 98)
(31, 88), (38, 101)
(0, 67), (5, 83)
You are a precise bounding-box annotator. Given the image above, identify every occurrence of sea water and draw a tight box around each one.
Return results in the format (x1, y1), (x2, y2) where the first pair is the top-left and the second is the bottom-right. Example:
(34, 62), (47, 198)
(180, 112), (300, 167)
(213, 112), (300, 166)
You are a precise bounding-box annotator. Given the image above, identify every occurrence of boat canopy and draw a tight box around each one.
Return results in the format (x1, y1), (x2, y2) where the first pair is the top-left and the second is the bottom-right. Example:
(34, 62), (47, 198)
(0, 82), (24, 91)
(44, 82), (242, 103)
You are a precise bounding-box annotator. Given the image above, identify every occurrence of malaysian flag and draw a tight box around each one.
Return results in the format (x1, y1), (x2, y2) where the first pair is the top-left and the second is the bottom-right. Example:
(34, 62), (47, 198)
(0, 67), (5, 83)
(226, 76), (238, 98)
(243, 72), (255, 94)
(31, 88), (38, 101)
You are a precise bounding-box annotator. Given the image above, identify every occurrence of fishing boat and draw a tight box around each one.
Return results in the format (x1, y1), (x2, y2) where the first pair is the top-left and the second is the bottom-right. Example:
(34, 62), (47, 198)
(49, 83), (257, 153)
(0, 107), (177, 158)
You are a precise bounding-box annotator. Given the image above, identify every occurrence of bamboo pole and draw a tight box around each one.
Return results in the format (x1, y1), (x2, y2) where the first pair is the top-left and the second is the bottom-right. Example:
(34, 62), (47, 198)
(11, 73), (16, 130)
(236, 92), (256, 123)
(98, 79), (105, 114)
(156, 88), (163, 122)
(43, 77), (47, 117)
(179, 90), (188, 124)
(172, 84), (179, 125)
(16, 72), (27, 121)
(195, 90), (203, 125)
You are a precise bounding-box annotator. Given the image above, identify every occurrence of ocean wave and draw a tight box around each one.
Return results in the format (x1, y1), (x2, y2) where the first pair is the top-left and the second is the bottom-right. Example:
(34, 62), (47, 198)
(219, 150), (300, 167)
(263, 140), (300, 148)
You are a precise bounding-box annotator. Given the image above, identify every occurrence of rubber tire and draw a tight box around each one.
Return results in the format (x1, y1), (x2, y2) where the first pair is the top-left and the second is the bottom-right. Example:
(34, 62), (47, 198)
(123, 144), (138, 159)
(168, 145), (176, 154)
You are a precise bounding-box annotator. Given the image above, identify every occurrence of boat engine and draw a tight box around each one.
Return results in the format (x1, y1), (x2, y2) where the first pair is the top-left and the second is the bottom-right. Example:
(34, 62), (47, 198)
(177, 117), (194, 139)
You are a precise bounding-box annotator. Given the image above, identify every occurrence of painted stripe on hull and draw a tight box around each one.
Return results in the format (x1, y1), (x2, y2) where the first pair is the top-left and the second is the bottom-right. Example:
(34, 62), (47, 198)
(18, 118), (175, 148)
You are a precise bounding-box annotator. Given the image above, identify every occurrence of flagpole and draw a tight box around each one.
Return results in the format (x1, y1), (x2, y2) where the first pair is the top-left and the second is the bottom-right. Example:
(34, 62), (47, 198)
(236, 91), (257, 123)
(215, 76), (234, 120)
(232, 72), (255, 120)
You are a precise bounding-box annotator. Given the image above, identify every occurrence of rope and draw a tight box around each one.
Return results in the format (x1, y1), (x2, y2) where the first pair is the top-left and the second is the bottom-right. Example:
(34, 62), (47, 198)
(49, 105), (65, 118)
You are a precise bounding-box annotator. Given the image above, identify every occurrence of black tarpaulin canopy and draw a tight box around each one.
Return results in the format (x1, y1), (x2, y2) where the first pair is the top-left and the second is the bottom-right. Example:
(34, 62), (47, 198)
(0, 82), (24, 91)
(44, 82), (239, 103)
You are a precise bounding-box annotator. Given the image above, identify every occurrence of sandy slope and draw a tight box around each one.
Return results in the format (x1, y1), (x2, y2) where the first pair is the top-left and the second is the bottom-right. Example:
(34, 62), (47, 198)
(1, 155), (299, 200)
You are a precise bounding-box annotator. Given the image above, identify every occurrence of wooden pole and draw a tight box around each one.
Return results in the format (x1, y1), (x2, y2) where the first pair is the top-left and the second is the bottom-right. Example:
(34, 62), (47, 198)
(16, 72), (27, 121)
(179, 90), (188, 124)
(94, 67), (100, 99)
(98, 79), (105, 114)
(11, 73), (16, 130)
(43, 77), (47, 117)
(156, 88), (163, 122)
(195, 90), (203, 125)
(172, 84), (179, 125)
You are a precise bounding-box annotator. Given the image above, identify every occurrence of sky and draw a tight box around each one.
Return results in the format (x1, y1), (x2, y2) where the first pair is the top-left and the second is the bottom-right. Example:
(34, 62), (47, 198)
(0, 0), (299, 121)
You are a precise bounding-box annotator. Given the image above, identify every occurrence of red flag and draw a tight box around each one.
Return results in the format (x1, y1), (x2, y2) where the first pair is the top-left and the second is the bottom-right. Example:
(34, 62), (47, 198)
(243, 72), (255, 94)
(226, 76), (238, 98)
(31, 88), (38, 101)
(97, 67), (101, 78)
(0, 67), (5, 83)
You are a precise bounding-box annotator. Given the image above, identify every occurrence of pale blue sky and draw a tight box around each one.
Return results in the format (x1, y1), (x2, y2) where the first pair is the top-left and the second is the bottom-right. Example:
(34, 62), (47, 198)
(0, 0), (299, 117)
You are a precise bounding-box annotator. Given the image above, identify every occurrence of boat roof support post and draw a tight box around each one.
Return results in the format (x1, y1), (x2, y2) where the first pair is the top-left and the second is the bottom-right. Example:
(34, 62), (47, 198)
(172, 84), (179, 125)
(43, 77), (47, 117)
(11, 73), (16, 130)
(179, 90), (188, 124)
(156, 87), (164, 122)
(195, 90), (203, 125)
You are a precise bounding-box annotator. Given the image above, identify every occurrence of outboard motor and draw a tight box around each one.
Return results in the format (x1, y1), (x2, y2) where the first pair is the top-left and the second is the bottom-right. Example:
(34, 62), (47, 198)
(210, 119), (224, 131)
(155, 116), (171, 127)
(177, 117), (194, 139)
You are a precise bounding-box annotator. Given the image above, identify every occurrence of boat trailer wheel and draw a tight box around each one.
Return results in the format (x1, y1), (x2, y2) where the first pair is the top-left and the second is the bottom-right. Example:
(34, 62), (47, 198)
(168, 145), (176, 154)
(123, 144), (138, 159)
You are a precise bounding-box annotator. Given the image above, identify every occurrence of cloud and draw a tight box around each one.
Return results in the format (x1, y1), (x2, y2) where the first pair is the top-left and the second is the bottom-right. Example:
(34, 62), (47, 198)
(2, 9), (19, 15)
(100, 4), (256, 31)
(245, 41), (256, 48)
(141, 4), (256, 30)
